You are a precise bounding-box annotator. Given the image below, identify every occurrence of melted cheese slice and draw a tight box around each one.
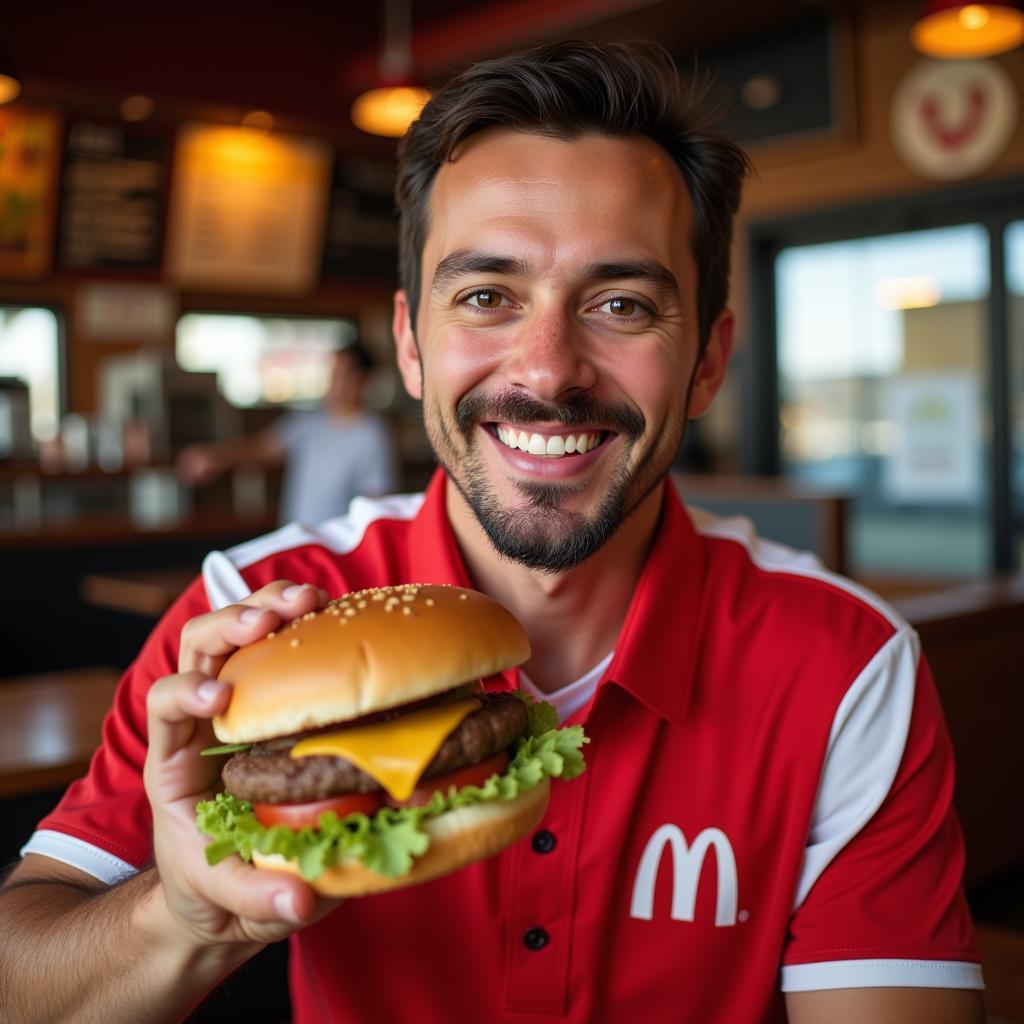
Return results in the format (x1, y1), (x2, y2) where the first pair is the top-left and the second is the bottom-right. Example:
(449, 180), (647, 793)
(289, 697), (481, 801)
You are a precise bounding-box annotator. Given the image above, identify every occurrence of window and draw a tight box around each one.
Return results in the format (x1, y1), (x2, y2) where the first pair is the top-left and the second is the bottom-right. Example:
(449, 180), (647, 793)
(0, 306), (62, 443)
(175, 312), (357, 408)
(776, 226), (990, 576)
(748, 178), (1023, 577)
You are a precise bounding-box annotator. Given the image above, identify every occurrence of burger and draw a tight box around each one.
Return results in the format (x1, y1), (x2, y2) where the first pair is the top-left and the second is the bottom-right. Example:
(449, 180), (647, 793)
(195, 583), (587, 896)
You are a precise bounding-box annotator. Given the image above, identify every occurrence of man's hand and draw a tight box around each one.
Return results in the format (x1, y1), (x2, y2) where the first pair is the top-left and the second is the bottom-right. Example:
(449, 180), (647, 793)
(143, 579), (338, 949)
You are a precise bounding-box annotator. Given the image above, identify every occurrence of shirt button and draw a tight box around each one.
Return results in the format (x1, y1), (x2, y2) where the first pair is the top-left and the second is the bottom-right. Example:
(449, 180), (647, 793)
(523, 926), (549, 951)
(531, 829), (557, 854)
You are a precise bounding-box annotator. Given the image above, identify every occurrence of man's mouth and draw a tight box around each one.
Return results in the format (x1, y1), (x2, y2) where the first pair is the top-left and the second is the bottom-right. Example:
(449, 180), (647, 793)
(492, 424), (606, 459)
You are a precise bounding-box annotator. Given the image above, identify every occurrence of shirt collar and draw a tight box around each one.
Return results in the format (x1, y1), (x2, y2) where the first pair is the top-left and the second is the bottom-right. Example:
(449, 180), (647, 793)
(407, 469), (475, 587)
(603, 479), (705, 725)
(407, 470), (704, 721)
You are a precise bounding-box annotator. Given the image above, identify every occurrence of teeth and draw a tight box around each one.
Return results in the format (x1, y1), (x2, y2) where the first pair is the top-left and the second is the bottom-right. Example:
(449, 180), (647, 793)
(494, 427), (601, 458)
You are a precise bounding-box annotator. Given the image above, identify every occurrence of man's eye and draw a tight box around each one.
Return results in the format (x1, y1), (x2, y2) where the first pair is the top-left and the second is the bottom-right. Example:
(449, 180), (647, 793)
(607, 297), (637, 317)
(466, 290), (504, 309)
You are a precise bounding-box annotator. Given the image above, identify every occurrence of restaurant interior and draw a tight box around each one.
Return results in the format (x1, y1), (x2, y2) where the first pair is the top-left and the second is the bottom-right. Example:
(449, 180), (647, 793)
(1, 0), (1022, 1020)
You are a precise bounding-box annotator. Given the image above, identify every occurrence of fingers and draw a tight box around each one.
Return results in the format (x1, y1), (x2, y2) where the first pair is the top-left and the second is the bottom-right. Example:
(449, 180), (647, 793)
(205, 856), (322, 930)
(144, 672), (231, 803)
(178, 580), (328, 675)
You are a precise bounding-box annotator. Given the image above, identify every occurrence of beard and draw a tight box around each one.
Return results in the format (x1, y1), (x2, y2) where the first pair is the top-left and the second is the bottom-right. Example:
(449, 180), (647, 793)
(426, 388), (677, 573)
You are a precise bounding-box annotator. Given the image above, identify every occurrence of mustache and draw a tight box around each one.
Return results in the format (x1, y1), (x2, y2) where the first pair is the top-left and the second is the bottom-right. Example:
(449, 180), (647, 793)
(455, 390), (645, 441)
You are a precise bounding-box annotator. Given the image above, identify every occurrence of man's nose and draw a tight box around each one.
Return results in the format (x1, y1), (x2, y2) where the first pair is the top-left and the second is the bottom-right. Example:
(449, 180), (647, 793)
(504, 309), (597, 403)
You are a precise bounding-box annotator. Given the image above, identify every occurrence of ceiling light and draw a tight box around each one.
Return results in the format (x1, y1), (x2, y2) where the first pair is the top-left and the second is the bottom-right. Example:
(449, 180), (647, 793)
(351, 0), (430, 137)
(912, 2), (1024, 57)
(0, 44), (21, 105)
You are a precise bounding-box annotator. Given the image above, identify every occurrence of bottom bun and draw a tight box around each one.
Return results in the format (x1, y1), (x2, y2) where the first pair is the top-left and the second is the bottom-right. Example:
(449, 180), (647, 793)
(253, 777), (551, 897)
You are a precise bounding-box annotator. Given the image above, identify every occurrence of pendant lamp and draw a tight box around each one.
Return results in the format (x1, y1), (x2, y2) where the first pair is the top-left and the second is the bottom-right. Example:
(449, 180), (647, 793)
(351, 0), (430, 137)
(912, 2), (1024, 58)
(0, 43), (22, 105)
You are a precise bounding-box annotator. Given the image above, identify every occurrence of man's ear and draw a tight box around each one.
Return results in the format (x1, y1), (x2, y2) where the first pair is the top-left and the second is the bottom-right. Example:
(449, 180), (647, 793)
(688, 309), (735, 419)
(392, 289), (423, 400)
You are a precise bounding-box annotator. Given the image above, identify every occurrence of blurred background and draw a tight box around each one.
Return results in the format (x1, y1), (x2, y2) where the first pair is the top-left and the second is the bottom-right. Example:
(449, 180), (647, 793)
(0, 0), (1022, 1020)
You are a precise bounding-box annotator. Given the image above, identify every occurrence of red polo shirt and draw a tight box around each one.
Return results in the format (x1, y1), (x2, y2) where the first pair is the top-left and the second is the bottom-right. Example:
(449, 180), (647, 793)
(26, 471), (981, 1022)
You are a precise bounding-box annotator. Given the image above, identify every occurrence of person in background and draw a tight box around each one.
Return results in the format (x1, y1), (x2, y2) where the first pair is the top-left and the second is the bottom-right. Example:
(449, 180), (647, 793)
(176, 341), (398, 525)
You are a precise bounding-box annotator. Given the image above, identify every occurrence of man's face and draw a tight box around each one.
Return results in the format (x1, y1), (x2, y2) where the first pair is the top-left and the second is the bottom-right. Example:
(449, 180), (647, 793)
(394, 130), (731, 572)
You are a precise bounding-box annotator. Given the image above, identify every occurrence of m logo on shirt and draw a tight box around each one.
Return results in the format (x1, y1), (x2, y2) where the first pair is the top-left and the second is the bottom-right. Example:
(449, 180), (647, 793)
(629, 824), (739, 927)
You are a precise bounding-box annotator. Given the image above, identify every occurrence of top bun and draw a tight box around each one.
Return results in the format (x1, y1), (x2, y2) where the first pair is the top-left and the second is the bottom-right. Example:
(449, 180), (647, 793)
(213, 584), (530, 743)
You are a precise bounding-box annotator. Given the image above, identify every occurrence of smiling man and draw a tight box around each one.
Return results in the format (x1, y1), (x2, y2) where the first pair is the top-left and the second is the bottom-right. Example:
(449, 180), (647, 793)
(1, 40), (983, 1024)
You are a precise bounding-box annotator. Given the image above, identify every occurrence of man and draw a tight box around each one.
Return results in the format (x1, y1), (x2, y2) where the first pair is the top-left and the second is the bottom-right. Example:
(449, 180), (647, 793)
(0, 40), (983, 1023)
(176, 341), (398, 525)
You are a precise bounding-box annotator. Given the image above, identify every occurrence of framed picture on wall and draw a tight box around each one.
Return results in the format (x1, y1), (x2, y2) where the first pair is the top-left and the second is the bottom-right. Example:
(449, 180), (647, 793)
(0, 105), (61, 280)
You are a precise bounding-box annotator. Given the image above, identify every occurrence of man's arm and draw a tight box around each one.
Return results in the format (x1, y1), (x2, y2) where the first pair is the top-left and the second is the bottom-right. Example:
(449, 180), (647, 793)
(0, 581), (336, 1024)
(176, 429), (285, 487)
(786, 986), (984, 1023)
(0, 857), (258, 1024)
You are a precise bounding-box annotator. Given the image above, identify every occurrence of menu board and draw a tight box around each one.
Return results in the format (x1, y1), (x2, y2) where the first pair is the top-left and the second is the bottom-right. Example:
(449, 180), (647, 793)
(322, 158), (399, 281)
(0, 106), (61, 279)
(165, 123), (331, 295)
(57, 121), (167, 270)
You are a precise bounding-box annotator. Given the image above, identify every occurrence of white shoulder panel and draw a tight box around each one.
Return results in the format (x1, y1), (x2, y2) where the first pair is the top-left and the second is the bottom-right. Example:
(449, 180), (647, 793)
(793, 627), (919, 908)
(202, 491), (425, 611)
(684, 500), (906, 632)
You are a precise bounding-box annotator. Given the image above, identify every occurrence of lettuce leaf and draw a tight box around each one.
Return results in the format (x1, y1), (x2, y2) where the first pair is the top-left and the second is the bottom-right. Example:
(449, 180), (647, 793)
(195, 699), (587, 881)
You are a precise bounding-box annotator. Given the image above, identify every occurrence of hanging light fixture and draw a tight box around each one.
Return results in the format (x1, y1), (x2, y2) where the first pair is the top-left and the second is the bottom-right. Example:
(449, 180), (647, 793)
(351, 0), (430, 137)
(0, 42), (22, 105)
(912, 2), (1024, 58)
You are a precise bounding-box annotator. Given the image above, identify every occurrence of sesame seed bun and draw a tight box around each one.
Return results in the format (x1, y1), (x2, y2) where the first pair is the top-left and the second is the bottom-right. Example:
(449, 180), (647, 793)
(251, 777), (550, 897)
(213, 584), (531, 744)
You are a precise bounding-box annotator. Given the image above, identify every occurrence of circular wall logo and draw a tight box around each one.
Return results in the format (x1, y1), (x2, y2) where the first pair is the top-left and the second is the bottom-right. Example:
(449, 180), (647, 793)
(891, 58), (1017, 180)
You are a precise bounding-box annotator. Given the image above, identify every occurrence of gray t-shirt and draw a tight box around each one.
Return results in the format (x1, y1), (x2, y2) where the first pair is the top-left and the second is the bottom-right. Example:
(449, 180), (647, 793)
(272, 409), (398, 525)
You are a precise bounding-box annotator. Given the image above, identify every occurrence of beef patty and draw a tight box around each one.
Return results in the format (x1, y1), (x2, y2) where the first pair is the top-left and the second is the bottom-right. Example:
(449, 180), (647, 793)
(222, 691), (529, 804)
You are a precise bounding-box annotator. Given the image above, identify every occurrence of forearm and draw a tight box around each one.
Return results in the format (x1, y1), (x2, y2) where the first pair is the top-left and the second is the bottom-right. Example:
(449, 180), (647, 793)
(0, 869), (261, 1024)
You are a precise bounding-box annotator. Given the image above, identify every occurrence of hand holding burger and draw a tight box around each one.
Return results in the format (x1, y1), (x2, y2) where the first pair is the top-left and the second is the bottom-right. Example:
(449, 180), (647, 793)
(197, 583), (588, 896)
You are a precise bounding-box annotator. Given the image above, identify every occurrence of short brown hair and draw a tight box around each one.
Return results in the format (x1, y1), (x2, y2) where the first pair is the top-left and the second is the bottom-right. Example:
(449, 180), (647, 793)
(395, 39), (750, 350)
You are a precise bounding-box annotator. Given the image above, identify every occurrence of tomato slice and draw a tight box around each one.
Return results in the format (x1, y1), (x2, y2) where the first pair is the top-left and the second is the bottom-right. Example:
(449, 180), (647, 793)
(388, 751), (510, 808)
(252, 792), (384, 830)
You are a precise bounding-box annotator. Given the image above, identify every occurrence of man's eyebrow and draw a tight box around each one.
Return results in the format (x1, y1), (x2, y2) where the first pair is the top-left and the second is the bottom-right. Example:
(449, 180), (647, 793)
(431, 250), (530, 292)
(583, 259), (681, 301)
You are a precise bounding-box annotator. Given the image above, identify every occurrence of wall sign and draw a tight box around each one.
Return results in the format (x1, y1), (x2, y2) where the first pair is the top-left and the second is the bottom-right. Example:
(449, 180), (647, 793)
(0, 106), (61, 280)
(165, 124), (331, 295)
(321, 158), (398, 281)
(57, 121), (167, 270)
(891, 58), (1017, 180)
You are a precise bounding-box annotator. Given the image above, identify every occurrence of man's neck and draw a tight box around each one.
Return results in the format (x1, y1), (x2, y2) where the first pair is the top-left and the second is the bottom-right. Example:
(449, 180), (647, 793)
(446, 478), (664, 693)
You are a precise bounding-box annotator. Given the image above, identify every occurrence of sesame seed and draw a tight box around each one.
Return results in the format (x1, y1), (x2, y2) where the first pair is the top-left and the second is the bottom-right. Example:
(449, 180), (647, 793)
(344, 608), (357, 617)
(425, 598), (434, 607)
(267, 631), (276, 639)
(357, 600), (367, 609)
(459, 593), (468, 600)
(385, 604), (394, 613)
(402, 594), (415, 603)
(290, 638), (301, 648)
(403, 606), (413, 616)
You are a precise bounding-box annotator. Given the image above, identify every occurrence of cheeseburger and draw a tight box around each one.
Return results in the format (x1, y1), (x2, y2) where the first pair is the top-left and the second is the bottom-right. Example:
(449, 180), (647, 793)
(196, 583), (587, 896)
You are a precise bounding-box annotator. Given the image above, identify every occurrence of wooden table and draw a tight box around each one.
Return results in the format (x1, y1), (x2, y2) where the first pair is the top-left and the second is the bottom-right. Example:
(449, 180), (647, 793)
(80, 567), (196, 618)
(0, 667), (120, 798)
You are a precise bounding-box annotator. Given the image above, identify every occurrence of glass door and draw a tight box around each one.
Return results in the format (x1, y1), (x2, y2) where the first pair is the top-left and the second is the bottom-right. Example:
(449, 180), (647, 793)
(775, 225), (991, 577)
